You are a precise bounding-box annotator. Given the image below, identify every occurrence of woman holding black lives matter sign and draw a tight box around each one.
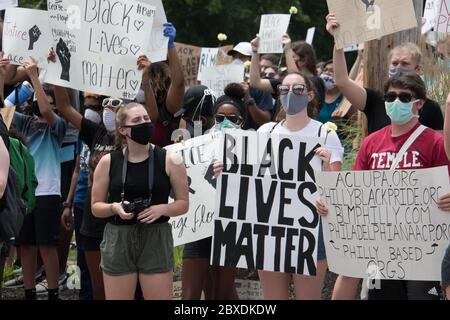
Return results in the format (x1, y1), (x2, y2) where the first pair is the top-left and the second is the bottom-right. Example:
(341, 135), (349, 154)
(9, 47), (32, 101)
(91, 102), (189, 300)
(316, 74), (450, 300)
(215, 73), (343, 300)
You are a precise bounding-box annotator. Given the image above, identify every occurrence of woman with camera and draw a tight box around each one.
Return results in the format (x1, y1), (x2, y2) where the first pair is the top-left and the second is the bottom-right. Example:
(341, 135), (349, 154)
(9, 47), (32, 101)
(91, 103), (188, 300)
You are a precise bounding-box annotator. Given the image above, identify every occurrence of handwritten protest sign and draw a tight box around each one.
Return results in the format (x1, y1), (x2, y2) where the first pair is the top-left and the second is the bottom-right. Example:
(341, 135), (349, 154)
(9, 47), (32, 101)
(422, 0), (441, 34)
(197, 48), (219, 82)
(326, 0), (418, 50)
(306, 27), (316, 45)
(211, 131), (323, 275)
(175, 42), (201, 88)
(200, 64), (244, 97)
(316, 167), (450, 281)
(436, 0), (450, 34)
(166, 132), (221, 247)
(45, 0), (155, 99)
(2, 8), (52, 67)
(258, 14), (291, 54)
(140, 0), (169, 62)
(0, 0), (17, 10)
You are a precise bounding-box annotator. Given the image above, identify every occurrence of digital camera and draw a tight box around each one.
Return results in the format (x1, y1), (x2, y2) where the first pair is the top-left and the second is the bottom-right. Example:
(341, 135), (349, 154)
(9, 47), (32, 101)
(121, 198), (152, 215)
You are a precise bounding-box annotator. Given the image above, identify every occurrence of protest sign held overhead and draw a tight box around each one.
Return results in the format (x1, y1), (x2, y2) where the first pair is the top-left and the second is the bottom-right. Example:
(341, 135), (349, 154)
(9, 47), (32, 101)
(422, 0), (441, 34)
(2, 8), (52, 67)
(327, 0), (418, 50)
(258, 14), (291, 54)
(140, 0), (169, 62)
(166, 132), (221, 247)
(44, 0), (156, 99)
(316, 167), (450, 281)
(0, 0), (17, 10)
(175, 42), (202, 88)
(212, 130), (324, 275)
(200, 64), (245, 97)
(305, 27), (316, 45)
(436, 0), (450, 34)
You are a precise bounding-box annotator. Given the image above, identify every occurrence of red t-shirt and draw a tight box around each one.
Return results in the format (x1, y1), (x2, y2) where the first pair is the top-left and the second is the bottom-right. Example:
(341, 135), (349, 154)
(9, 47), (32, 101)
(354, 123), (450, 173)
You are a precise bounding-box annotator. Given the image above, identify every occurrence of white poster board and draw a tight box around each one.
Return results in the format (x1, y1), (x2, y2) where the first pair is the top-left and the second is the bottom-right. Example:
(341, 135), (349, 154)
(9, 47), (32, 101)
(200, 64), (244, 97)
(211, 131), (324, 275)
(140, 0), (169, 62)
(44, 0), (155, 99)
(316, 167), (450, 281)
(326, 0), (418, 50)
(0, 0), (17, 10)
(2, 8), (52, 67)
(306, 27), (316, 45)
(258, 14), (291, 54)
(436, 0), (450, 34)
(422, 0), (441, 34)
(197, 48), (219, 82)
(166, 132), (221, 247)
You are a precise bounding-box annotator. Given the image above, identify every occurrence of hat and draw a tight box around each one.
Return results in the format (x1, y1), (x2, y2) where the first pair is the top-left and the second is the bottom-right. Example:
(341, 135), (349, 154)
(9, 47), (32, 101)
(228, 42), (253, 57)
(174, 85), (217, 118)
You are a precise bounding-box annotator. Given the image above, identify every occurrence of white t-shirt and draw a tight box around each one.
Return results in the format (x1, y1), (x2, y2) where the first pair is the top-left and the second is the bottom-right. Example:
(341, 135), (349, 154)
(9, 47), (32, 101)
(258, 120), (344, 164)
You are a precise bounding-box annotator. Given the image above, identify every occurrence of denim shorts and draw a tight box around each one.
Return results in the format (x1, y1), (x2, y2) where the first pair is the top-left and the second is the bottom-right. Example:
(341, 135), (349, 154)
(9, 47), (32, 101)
(100, 222), (174, 276)
(317, 219), (326, 261)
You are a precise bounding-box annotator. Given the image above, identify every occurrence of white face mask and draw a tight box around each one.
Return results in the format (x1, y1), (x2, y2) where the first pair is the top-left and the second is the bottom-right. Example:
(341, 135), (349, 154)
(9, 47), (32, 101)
(84, 109), (101, 124)
(103, 108), (116, 132)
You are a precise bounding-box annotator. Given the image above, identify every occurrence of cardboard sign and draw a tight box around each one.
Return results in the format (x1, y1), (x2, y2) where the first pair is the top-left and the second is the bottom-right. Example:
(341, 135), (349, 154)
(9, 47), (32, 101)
(211, 131), (324, 275)
(344, 43), (364, 52)
(316, 167), (450, 281)
(436, 0), (450, 34)
(306, 27), (316, 45)
(0, 0), (17, 11)
(0, 107), (15, 130)
(2, 8), (52, 67)
(200, 64), (244, 97)
(45, 0), (156, 99)
(166, 132), (221, 247)
(327, 0), (418, 50)
(140, 0), (169, 63)
(422, 0), (441, 34)
(175, 42), (202, 88)
(258, 14), (291, 54)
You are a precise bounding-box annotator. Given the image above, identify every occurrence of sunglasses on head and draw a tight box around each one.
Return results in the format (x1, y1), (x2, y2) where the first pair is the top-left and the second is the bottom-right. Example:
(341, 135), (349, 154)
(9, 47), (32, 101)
(384, 92), (416, 103)
(102, 98), (124, 108)
(215, 114), (242, 124)
(278, 84), (307, 96)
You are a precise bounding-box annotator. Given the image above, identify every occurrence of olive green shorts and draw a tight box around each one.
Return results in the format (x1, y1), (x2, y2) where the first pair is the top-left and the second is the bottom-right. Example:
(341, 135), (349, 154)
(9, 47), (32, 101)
(100, 223), (174, 276)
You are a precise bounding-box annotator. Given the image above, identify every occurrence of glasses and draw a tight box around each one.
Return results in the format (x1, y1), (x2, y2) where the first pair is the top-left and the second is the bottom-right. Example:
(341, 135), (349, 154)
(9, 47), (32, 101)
(384, 92), (416, 103)
(278, 84), (307, 96)
(102, 98), (124, 108)
(215, 114), (242, 124)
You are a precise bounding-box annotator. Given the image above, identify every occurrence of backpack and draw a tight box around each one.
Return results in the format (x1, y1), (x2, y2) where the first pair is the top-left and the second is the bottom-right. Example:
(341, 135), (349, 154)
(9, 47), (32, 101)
(0, 167), (26, 243)
(8, 138), (38, 214)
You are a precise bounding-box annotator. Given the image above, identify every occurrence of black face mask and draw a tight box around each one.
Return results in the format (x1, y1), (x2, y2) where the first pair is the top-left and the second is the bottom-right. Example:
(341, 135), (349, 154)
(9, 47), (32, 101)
(31, 101), (42, 117)
(123, 122), (154, 145)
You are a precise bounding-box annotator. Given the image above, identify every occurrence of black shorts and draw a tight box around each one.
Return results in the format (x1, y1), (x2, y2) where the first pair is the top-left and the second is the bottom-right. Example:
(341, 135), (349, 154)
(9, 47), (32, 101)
(183, 237), (212, 259)
(368, 280), (442, 300)
(15, 196), (62, 247)
(82, 235), (103, 252)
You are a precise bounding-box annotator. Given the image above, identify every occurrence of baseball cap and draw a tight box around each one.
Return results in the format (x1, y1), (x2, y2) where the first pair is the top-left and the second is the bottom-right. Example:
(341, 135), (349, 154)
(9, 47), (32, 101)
(174, 85), (217, 118)
(228, 42), (253, 57)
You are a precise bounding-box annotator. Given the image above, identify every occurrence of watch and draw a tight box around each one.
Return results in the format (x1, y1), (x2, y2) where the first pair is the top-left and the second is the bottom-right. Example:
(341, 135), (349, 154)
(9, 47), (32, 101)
(62, 202), (72, 209)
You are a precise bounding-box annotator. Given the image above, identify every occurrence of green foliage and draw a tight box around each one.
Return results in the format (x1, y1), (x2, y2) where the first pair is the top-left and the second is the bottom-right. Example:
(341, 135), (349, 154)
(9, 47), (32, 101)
(17, 0), (334, 61)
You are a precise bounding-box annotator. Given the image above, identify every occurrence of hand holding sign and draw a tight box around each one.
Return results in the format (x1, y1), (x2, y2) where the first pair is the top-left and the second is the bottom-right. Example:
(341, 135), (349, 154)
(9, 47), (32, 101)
(326, 13), (341, 37)
(28, 25), (41, 50)
(22, 57), (39, 79)
(137, 54), (152, 82)
(281, 33), (292, 51)
(163, 22), (176, 49)
(0, 52), (10, 78)
(56, 38), (71, 82)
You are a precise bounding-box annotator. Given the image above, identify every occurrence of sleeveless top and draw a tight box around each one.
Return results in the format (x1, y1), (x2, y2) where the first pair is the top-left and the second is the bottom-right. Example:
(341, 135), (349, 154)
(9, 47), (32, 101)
(108, 146), (171, 224)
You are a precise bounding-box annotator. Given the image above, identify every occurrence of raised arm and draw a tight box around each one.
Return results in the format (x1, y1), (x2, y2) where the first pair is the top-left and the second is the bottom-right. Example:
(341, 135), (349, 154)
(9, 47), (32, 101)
(327, 14), (367, 111)
(249, 35), (275, 93)
(283, 33), (300, 74)
(138, 55), (159, 122)
(164, 22), (185, 115)
(23, 57), (57, 127)
(5, 65), (29, 85)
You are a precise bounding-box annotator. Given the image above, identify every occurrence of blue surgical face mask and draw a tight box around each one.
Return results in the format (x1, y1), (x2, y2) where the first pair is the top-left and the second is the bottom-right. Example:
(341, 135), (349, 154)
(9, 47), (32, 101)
(389, 66), (416, 79)
(280, 91), (309, 116)
(385, 99), (420, 125)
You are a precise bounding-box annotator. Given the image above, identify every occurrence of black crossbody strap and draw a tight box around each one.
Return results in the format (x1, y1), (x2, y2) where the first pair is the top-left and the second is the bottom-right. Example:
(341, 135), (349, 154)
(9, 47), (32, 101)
(121, 147), (155, 202)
